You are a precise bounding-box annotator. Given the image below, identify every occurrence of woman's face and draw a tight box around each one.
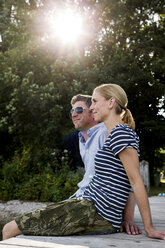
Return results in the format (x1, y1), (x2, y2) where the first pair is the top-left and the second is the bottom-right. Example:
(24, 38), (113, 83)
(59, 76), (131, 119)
(90, 90), (109, 122)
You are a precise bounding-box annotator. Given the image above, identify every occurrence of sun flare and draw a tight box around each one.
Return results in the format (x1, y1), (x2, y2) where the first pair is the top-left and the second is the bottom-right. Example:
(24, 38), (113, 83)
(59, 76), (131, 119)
(49, 9), (83, 44)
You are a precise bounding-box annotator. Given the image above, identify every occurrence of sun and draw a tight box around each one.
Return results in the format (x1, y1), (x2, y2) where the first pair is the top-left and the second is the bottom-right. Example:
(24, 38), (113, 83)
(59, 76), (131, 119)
(49, 9), (83, 44)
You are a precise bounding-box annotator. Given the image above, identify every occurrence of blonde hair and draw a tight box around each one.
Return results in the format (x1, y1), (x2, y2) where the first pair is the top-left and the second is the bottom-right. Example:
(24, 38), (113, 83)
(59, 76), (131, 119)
(94, 84), (135, 130)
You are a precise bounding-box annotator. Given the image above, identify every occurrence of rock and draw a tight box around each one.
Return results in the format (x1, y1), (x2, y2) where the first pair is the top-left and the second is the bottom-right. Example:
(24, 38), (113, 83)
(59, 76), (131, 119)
(0, 200), (51, 224)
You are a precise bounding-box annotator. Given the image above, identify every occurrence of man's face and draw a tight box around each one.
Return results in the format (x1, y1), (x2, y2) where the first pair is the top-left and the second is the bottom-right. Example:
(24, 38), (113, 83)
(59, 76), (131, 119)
(71, 101), (94, 130)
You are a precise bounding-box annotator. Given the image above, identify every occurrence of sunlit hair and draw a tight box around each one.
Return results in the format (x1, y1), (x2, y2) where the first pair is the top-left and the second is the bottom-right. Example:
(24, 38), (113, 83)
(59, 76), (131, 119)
(71, 94), (92, 108)
(94, 84), (135, 130)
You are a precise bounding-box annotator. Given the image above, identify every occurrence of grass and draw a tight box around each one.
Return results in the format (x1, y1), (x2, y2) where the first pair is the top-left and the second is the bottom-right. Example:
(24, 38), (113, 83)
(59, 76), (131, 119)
(149, 182), (165, 196)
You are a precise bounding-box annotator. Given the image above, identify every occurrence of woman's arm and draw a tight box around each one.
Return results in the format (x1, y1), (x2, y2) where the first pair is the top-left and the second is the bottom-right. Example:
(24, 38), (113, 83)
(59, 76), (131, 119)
(119, 148), (165, 240)
(121, 191), (141, 235)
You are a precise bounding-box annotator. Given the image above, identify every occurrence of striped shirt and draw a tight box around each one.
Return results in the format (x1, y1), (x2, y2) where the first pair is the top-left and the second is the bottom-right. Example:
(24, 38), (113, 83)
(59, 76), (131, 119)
(83, 124), (140, 230)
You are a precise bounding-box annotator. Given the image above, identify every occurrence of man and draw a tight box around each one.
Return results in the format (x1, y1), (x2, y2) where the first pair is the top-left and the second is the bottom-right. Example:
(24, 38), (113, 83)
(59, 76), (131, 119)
(69, 94), (141, 234)
(2, 95), (141, 240)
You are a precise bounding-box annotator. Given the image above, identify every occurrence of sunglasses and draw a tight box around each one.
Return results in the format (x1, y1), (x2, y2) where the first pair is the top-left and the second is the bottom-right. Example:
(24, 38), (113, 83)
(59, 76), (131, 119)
(70, 106), (86, 115)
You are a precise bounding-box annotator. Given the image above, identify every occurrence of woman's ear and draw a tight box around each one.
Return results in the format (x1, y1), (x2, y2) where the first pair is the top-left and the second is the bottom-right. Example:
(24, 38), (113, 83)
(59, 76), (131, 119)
(108, 97), (116, 109)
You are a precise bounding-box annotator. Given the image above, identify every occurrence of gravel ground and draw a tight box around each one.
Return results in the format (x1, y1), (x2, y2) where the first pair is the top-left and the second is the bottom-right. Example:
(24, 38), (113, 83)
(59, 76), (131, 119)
(0, 200), (52, 240)
(0, 200), (51, 224)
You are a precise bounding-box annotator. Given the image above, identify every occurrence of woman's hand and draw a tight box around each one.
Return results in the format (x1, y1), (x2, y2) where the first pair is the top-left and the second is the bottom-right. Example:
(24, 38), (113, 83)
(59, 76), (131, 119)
(120, 220), (142, 235)
(146, 227), (165, 240)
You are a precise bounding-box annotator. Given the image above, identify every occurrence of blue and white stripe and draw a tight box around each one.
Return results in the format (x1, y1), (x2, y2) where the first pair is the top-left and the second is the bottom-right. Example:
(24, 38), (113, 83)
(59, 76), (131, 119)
(83, 124), (140, 230)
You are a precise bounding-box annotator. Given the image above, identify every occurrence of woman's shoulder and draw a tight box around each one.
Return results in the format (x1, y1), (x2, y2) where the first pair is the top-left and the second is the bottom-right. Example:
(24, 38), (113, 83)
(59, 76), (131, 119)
(111, 124), (139, 140)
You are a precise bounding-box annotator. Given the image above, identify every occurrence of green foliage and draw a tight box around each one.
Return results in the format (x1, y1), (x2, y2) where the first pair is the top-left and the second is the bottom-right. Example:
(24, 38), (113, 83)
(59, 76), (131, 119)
(0, 0), (165, 200)
(0, 148), (83, 201)
(150, 184), (165, 197)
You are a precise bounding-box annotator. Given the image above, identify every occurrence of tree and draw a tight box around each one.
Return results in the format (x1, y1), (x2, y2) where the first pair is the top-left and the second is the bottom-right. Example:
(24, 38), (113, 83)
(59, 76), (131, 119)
(72, 0), (165, 175)
(0, 0), (164, 200)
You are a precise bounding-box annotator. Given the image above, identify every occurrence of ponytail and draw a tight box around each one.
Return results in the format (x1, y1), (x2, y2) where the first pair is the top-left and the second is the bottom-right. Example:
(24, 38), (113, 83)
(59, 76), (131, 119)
(122, 108), (135, 130)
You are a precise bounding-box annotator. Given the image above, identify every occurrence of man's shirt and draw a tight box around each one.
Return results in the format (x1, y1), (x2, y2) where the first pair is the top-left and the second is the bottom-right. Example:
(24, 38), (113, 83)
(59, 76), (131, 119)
(70, 122), (107, 198)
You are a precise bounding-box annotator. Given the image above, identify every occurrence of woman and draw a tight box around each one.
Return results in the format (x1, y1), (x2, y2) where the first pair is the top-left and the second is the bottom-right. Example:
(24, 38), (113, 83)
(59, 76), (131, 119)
(83, 83), (165, 239)
(2, 84), (165, 240)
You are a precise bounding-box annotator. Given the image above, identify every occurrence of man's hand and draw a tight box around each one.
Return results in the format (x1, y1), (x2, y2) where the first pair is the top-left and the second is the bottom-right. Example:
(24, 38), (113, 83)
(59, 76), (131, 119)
(120, 220), (142, 235)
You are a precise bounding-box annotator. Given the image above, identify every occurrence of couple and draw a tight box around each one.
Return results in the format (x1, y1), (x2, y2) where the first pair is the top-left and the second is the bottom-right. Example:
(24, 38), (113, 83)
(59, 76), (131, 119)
(2, 83), (165, 240)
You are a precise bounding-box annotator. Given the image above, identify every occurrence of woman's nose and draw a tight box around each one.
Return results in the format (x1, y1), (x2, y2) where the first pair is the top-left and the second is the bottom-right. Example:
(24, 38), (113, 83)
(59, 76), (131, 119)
(90, 103), (94, 111)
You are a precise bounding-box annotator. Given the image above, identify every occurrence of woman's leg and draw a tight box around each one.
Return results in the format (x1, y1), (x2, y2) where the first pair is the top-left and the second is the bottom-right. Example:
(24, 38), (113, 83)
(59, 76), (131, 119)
(2, 220), (22, 240)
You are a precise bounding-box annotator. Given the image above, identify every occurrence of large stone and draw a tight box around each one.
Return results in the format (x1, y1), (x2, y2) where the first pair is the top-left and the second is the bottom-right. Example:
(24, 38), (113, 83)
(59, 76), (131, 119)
(0, 200), (50, 223)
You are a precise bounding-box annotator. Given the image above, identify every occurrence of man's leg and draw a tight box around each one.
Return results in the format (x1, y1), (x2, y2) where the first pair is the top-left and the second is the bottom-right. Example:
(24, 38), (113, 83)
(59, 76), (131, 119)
(2, 220), (22, 240)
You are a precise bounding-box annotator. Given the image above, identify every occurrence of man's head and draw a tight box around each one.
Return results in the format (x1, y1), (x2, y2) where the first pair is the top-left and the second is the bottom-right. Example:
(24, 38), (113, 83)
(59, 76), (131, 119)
(70, 94), (98, 130)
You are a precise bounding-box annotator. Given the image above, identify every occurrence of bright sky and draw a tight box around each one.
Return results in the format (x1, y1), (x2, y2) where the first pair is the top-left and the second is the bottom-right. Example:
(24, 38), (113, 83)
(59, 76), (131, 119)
(49, 9), (83, 44)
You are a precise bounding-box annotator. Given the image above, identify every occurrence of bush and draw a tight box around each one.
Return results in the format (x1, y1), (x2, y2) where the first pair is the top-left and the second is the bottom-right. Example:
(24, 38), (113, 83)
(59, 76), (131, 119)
(0, 147), (84, 202)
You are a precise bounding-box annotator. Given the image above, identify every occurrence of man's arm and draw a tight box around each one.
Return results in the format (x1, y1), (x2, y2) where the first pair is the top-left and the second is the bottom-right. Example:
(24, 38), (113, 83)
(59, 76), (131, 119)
(120, 192), (142, 235)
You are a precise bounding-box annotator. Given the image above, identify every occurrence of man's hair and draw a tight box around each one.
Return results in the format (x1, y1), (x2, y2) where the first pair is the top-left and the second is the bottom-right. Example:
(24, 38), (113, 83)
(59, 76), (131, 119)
(71, 94), (92, 108)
